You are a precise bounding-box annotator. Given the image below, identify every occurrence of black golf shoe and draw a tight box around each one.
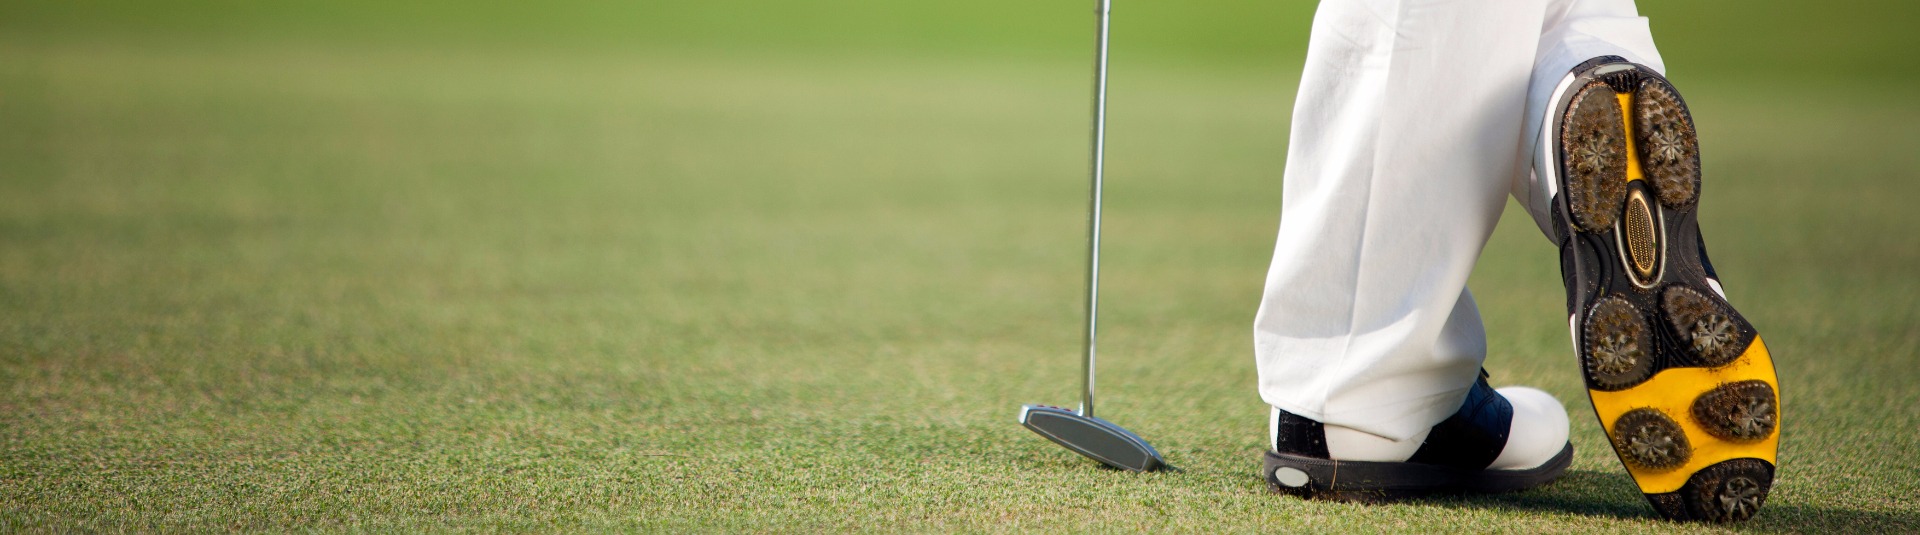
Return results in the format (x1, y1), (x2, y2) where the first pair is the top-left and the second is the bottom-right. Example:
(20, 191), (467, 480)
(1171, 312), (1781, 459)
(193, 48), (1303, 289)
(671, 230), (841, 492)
(1262, 372), (1574, 502)
(1543, 57), (1781, 523)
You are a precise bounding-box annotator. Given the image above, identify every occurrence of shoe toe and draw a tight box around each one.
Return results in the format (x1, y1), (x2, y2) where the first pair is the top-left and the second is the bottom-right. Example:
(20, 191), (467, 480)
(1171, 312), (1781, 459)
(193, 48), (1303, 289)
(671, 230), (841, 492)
(1490, 386), (1572, 470)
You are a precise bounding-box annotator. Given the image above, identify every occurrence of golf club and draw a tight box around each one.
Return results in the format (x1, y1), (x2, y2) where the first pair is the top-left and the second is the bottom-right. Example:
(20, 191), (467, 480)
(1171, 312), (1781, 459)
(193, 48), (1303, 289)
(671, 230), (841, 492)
(1016, 0), (1171, 473)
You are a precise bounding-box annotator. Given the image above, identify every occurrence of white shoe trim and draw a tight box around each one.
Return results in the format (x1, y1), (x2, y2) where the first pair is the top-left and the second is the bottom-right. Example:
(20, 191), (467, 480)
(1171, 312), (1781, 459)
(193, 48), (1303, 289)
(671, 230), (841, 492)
(1324, 423), (1430, 462)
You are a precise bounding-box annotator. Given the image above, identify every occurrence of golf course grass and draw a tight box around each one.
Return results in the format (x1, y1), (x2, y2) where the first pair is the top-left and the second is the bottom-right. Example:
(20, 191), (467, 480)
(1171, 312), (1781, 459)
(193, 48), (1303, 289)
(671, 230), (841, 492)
(3, 1), (1917, 531)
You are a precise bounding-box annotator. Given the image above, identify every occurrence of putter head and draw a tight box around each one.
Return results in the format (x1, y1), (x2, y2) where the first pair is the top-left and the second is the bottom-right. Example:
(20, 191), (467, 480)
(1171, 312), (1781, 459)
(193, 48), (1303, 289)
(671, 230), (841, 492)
(1018, 404), (1171, 472)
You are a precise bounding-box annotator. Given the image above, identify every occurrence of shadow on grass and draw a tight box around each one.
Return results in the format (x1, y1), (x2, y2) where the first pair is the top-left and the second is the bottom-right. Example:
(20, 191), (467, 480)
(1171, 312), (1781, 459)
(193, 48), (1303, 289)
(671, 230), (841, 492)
(1423, 469), (1917, 531)
(1435, 469), (1650, 520)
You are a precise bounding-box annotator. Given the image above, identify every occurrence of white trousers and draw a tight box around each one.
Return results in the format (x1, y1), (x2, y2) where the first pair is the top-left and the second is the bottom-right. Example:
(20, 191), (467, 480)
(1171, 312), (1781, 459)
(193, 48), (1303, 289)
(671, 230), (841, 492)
(1254, 0), (1666, 441)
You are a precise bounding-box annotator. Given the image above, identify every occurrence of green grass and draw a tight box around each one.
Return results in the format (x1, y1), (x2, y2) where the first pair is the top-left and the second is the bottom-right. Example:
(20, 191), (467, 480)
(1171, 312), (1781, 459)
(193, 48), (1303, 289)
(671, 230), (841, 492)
(3, 1), (1918, 532)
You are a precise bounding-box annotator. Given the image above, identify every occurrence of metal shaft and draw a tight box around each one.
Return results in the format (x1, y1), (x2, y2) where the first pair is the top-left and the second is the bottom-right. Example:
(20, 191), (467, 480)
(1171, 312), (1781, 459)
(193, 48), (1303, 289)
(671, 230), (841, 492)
(1080, 0), (1111, 418)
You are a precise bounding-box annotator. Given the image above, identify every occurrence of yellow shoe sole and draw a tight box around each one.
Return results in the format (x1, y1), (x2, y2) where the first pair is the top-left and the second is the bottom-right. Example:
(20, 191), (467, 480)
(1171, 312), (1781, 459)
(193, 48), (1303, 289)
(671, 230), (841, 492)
(1550, 58), (1781, 523)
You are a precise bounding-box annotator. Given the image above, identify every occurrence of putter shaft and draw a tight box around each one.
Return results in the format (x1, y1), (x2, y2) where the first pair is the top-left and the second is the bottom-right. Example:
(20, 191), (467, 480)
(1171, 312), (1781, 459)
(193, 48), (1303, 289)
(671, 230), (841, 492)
(1081, 0), (1111, 419)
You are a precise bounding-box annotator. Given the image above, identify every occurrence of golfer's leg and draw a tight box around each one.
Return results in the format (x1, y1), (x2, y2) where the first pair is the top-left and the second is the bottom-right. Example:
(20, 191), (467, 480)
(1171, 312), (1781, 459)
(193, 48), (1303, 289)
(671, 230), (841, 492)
(1514, 0), (1666, 235)
(1254, 0), (1547, 446)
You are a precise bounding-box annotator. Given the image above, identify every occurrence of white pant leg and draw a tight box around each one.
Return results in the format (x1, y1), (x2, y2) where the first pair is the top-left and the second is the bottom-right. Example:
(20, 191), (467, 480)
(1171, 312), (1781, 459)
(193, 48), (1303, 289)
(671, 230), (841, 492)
(1515, 0), (1666, 236)
(1254, 0), (1549, 441)
(1256, 0), (1668, 443)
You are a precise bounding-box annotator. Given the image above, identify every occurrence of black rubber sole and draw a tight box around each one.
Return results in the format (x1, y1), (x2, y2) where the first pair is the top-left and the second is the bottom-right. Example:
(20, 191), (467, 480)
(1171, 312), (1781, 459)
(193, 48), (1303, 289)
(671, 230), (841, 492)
(1262, 444), (1573, 503)
(1550, 58), (1781, 523)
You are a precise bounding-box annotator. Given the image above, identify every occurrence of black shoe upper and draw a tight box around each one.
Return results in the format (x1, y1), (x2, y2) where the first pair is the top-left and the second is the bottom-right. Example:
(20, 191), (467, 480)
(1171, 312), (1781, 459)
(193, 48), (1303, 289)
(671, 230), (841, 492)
(1273, 371), (1514, 471)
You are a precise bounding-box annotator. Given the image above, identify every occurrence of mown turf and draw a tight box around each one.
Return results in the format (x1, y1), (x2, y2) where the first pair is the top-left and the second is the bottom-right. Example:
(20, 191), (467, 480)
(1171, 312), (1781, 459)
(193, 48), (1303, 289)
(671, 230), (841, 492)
(3, 1), (1918, 532)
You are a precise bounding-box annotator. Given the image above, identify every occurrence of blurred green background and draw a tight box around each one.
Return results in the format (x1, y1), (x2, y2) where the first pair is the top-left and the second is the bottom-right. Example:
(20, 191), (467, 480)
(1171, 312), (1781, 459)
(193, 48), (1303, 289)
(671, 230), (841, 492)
(3, 0), (1917, 531)
(7, 1), (1920, 82)
(6, 1), (1919, 78)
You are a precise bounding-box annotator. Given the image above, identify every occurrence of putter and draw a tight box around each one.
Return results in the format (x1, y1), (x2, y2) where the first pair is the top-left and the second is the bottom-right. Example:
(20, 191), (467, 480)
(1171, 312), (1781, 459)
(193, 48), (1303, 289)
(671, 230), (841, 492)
(1016, 0), (1170, 473)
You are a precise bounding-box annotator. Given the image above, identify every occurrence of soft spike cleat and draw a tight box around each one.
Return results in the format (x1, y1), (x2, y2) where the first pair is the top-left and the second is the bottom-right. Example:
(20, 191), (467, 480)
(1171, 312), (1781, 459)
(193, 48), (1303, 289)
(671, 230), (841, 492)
(1662, 285), (1749, 367)
(1691, 381), (1778, 442)
(1561, 81), (1630, 232)
(1631, 79), (1702, 208)
(1675, 458), (1774, 522)
(1543, 57), (1782, 523)
(1582, 296), (1654, 390)
(1611, 408), (1691, 470)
